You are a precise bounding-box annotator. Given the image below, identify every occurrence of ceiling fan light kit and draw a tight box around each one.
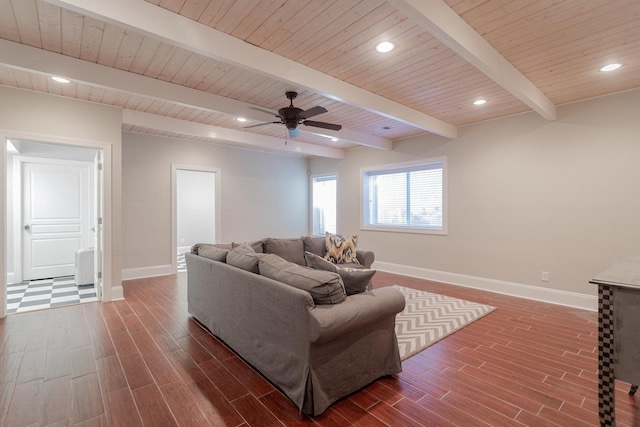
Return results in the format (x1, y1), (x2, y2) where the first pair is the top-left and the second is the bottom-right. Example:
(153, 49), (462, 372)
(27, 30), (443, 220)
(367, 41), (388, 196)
(246, 91), (342, 138)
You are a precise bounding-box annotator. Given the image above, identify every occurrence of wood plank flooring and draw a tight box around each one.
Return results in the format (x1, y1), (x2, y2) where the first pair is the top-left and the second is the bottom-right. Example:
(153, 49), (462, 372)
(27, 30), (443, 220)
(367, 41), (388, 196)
(1, 271), (639, 426)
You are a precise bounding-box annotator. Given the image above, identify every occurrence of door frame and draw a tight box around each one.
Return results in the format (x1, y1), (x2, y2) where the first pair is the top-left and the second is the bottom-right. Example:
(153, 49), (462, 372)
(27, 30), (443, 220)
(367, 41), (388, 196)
(13, 156), (94, 283)
(171, 164), (221, 274)
(2, 132), (113, 318)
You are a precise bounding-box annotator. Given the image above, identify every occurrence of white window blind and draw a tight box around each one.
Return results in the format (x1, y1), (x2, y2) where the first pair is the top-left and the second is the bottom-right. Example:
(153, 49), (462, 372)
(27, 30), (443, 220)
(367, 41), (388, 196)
(311, 175), (337, 235)
(363, 160), (445, 233)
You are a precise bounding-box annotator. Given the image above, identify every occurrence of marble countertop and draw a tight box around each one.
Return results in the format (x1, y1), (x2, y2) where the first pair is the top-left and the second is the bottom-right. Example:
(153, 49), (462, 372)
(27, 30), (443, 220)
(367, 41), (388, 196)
(590, 257), (640, 289)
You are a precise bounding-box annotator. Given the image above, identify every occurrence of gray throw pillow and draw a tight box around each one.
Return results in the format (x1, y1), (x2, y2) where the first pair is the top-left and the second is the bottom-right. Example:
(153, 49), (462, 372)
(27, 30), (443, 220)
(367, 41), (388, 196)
(305, 250), (337, 271)
(263, 238), (305, 265)
(227, 245), (266, 273)
(231, 241), (264, 253)
(231, 242), (256, 252)
(304, 251), (375, 295)
(259, 254), (346, 304)
(198, 245), (229, 262)
(338, 268), (375, 295)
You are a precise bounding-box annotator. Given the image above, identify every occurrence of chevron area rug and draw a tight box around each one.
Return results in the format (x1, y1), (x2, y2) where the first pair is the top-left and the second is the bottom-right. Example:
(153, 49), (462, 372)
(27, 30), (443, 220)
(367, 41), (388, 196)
(393, 285), (496, 360)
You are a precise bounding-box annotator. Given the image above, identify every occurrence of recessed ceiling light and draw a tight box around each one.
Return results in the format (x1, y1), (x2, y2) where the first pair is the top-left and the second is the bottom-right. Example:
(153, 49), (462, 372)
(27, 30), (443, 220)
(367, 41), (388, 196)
(473, 99), (487, 106)
(331, 137), (338, 142)
(51, 76), (71, 84)
(236, 117), (248, 122)
(375, 41), (394, 53)
(599, 63), (622, 72)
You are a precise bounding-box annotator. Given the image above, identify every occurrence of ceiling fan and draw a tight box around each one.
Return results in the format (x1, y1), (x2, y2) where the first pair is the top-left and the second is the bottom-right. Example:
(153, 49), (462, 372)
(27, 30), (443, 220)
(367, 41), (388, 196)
(245, 91), (342, 138)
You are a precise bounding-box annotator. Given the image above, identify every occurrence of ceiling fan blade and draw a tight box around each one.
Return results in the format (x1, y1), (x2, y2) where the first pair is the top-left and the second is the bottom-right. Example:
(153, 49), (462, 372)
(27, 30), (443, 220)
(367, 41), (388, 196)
(288, 128), (300, 138)
(303, 120), (342, 131)
(299, 106), (328, 119)
(244, 122), (280, 129)
(249, 106), (278, 117)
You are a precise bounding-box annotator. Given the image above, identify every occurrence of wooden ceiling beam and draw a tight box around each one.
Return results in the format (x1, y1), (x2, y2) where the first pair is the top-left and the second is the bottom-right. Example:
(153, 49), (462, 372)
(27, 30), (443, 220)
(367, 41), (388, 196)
(44, 0), (457, 138)
(123, 110), (346, 159)
(0, 38), (386, 151)
(389, 0), (557, 121)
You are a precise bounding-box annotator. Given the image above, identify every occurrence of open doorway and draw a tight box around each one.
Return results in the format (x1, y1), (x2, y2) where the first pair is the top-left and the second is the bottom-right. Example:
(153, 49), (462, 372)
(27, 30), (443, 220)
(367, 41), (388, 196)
(5, 139), (103, 314)
(172, 165), (221, 273)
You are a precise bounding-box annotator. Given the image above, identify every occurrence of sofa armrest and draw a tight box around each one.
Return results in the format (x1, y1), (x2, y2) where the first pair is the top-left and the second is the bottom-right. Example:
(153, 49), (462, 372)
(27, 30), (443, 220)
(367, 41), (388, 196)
(309, 287), (405, 344)
(356, 249), (375, 268)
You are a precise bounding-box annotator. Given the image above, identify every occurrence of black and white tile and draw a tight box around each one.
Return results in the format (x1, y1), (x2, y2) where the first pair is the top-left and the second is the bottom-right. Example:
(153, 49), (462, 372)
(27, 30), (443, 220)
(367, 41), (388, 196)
(6, 276), (98, 314)
(177, 253), (187, 273)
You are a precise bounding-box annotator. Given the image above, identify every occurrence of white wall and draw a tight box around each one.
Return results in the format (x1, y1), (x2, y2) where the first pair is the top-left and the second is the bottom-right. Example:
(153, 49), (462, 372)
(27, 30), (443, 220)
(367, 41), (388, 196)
(122, 132), (308, 269)
(177, 169), (216, 252)
(310, 89), (640, 302)
(0, 86), (123, 309)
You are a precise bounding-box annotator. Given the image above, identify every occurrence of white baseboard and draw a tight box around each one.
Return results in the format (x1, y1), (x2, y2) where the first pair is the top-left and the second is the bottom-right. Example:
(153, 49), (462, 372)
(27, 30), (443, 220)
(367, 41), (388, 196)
(109, 285), (124, 301)
(373, 261), (597, 312)
(121, 264), (174, 281)
(177, 246), (191, 254)
(6, 272), (16, 284)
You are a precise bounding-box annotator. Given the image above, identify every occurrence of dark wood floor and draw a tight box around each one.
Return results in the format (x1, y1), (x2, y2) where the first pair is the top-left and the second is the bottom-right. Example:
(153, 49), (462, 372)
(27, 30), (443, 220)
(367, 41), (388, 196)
(1, 271), (639, 426)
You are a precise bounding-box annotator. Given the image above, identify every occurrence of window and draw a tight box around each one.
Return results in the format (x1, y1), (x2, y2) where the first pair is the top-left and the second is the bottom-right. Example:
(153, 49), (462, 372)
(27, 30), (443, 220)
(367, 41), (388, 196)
(311, 174), (337, 235)
(362, 158), (446, 234)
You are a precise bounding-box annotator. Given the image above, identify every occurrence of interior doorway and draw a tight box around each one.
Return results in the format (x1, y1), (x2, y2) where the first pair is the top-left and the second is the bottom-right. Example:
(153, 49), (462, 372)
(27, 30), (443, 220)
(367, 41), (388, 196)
(5, 139), (103, 314)
(172, 165), (221, 273)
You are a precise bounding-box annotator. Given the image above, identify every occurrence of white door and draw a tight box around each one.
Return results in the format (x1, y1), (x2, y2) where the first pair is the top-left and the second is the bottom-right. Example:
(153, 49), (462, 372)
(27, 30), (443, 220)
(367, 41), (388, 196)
(93, 152), (103, 298)
(176, 169), (216, 254)
(22, 161), (91, 280)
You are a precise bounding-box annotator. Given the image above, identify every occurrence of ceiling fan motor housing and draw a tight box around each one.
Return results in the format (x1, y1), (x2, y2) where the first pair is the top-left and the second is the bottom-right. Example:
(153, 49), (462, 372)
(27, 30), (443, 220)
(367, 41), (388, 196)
(278, 106), (304, 129)
(245, 92), (340, 136)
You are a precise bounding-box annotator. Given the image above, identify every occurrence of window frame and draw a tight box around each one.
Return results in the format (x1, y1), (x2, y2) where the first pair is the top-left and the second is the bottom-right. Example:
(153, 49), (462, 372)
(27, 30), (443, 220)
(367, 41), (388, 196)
(309, 172), (338, 236)
(360, 157), (447, 235)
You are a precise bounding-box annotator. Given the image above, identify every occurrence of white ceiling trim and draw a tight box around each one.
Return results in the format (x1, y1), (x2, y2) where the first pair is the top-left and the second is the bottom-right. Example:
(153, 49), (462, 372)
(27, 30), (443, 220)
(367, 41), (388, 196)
(123, 109), (346, 159)
(0, 39), (391, 151)
(389, 0), (557, 121)
(45, 0), (458, 139)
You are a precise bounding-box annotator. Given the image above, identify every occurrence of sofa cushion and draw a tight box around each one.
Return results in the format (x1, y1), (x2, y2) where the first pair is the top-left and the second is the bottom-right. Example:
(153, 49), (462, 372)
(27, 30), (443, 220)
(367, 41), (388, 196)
(213, 243), (233, 250)
(263, 238), (305, 265)
(305, 251), (374, 295)
(302, 235), (326, 257)
(259, 254), (346, 304)
(232, 241), (264, 253)
(324, 232), (360, 265)
(227, 245), (266, 273)
(198, 244), (228, 262)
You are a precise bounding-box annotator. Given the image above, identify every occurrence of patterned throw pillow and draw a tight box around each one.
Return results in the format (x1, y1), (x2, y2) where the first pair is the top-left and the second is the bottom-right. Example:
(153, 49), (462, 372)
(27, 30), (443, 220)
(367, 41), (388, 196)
(324, 232), (360, 265)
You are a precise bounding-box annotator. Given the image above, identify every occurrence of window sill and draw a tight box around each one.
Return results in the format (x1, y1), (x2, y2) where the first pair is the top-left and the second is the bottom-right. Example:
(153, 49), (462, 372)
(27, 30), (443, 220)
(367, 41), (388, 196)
(360, 225), (447, 236)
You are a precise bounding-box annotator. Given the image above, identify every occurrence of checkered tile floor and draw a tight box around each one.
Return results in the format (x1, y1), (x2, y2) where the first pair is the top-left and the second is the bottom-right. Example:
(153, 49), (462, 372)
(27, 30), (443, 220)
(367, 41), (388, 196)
(177, 253), (187, 273)
(6, 276), (98, 314)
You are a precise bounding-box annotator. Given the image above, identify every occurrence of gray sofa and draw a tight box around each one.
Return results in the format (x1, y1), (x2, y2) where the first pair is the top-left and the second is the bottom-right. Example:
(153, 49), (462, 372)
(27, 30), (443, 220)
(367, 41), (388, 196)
(186, 236), (405, 416)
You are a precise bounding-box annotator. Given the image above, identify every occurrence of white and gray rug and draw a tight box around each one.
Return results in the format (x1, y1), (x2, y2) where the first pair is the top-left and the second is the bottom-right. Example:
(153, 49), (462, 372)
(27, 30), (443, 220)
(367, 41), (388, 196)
(393, 285), (496, 360)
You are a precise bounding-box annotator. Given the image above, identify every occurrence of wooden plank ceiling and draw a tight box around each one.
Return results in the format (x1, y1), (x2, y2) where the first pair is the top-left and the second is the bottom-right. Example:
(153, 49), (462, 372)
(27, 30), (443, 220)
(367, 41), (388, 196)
(0, 0), (639, 157)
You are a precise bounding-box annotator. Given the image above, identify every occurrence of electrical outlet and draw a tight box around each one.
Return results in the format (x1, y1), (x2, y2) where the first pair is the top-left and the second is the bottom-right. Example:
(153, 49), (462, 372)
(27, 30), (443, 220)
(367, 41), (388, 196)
(180, 238), (185, 244)
(541, 271), (549, 282)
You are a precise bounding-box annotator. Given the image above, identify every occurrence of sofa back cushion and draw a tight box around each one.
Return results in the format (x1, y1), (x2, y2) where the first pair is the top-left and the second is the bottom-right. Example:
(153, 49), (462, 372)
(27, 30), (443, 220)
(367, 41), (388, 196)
(259, 254), (346, 304)
(302, 235), (326, 257)
(304, 251), (374, 295)
(227, 245), (266, 273)
(198, 244), (229, 262)
(263, 238), (305, 266)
